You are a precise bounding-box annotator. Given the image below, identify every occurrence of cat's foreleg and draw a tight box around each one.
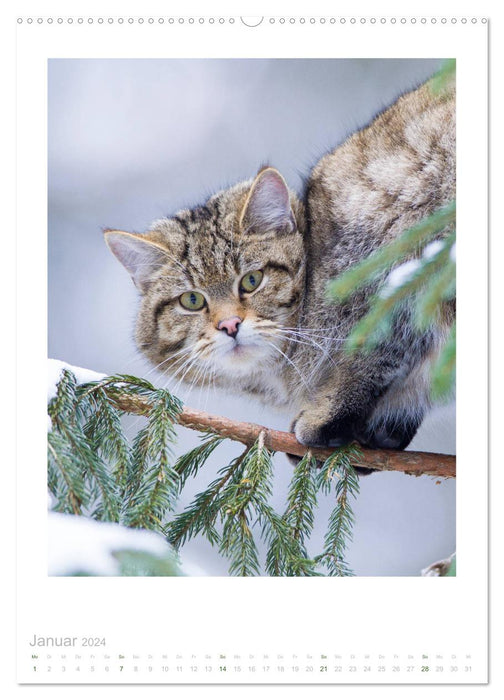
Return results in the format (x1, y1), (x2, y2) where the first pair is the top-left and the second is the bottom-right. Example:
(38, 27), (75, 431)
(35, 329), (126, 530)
(287, 380), (378, 474)
(290, 357), (416, 451)
(291, 378), (377, 450)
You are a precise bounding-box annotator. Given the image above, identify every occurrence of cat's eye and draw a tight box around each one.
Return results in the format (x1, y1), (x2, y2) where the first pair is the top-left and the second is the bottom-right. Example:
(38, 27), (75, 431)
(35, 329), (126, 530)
(240, 270), (264, 294)
(179, 291), (206, 311)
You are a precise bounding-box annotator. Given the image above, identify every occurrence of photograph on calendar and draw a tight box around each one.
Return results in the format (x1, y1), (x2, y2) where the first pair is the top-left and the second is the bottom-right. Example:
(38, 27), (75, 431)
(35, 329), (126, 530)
(47, 58), (456, 578)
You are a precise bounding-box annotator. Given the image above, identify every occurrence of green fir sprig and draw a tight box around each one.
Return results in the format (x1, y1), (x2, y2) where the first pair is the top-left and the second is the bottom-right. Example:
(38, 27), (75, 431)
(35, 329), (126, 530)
(48, 370), (363, 576)
(342, 231), (456, 354)
(48, 371), (182, 530)
(326, 207), (456, 400)
(315, 447), (361, 577)
(326, 202), (455, 304)
(429, 58), (456, 94)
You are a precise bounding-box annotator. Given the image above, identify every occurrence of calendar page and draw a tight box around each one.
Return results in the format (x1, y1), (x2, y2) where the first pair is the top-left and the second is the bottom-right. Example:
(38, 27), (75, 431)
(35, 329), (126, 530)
(14, 2), (489, 687)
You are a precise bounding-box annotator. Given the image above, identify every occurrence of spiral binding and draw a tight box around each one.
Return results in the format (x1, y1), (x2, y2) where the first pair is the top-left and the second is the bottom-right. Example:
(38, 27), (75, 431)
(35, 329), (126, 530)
(16, 16), (488, 26)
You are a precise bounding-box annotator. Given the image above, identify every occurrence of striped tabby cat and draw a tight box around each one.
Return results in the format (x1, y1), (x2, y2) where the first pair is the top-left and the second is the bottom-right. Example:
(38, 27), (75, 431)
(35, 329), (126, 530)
(105, 78), (455, 457)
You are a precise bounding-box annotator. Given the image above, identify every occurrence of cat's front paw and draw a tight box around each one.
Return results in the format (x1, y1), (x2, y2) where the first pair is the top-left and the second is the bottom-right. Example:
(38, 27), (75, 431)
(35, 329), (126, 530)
(288, 411), (373, 475)
(286, 413), (328, 467)
(291, 410), (362, 450)
(355, 416), (420, 450)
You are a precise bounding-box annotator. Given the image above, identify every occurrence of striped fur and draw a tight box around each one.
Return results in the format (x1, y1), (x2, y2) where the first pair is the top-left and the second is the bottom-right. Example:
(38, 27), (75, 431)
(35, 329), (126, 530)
(105, 79), (455, 454)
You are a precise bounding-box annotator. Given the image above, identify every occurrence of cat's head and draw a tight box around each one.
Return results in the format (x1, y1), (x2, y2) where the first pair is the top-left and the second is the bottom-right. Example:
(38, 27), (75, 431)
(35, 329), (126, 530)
(105, 167), (306, 387)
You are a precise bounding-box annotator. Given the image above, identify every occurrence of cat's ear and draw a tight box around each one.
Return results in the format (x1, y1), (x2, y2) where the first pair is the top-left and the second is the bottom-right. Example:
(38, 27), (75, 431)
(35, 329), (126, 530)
(104, 230), (167, 293)
(240, 167), (296, 235)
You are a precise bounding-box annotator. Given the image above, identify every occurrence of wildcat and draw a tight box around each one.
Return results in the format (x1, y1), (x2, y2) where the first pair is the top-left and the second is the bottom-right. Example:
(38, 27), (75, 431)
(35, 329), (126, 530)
(105, 78), (455, 458)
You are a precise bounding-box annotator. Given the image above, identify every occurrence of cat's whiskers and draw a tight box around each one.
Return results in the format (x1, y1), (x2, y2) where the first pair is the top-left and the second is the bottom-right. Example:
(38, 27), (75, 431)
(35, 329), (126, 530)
(113, 345), (198, 436)
(253, 319), (278, 329)
(254, 319), (346, 343)
(202, 358), (217, 412)
(159, 345), (204, 390)
(182, 350), (219, 407)
(153, 361), (196, 405)
(116, 338), (196, 381)
(161, 352), (200, 388)
(281, 329), (344, 382)
(211, 362), (219, 405)
(257, 329), (302, 350)
(280, 329), (342, 356)
(258, 327), (335, 391)
(271, 330), (324, 351)
(183, 355), (214, 406)
(263, 339), (313, 398)
(165, 339), (215, 397)
(164, 353), (202, 398)
(280, 327), (347, 340)
(142, 344), (197, 380)
(123, 355), (192, 435)
(259, 327), (338, 370)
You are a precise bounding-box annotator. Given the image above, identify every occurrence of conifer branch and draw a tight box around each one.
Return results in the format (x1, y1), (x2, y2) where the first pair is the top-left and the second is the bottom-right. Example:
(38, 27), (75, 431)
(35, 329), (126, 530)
(108, 392), (455, 478)
(49, 369), (455, 576)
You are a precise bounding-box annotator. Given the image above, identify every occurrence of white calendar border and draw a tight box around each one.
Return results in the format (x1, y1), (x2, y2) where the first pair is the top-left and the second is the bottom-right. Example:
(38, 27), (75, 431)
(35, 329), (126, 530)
(13, 2), (489, 687)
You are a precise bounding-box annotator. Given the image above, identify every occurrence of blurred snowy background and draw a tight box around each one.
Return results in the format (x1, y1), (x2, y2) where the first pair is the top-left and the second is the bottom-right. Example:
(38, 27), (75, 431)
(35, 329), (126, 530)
(48, 58), (455, 576)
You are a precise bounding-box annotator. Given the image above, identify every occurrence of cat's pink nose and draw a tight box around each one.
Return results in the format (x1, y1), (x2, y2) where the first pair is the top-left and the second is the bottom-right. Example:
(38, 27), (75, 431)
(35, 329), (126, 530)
(217, 316), (242, 339)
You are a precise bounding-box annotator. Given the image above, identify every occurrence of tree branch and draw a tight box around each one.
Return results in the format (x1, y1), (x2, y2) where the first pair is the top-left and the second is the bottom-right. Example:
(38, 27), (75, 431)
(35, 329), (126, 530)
(111, 393), (455, 479)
